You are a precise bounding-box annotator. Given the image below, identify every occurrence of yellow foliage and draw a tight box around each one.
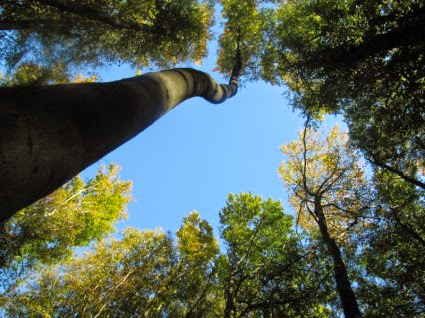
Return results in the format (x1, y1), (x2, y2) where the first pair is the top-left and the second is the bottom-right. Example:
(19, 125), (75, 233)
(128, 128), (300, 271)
(279, 125), (367, 241)
(177, 211), (219, 266)
(72, 73), (98, 83)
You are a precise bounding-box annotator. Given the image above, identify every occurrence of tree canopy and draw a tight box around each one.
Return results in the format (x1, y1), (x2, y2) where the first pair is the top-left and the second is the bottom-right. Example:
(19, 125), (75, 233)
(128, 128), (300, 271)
(0, 194), (337, 317)
(218, 192), (334, 317)
(280, 124), (366, 317)
(1, 0), (214, 76)
(1, 1), (425, 316)
(262, 0), (425, 199)
(0, 163), (131, 297)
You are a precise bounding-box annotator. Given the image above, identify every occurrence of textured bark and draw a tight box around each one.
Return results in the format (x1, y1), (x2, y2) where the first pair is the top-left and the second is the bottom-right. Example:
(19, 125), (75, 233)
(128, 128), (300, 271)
(0, 67), (240, 223)
(314, 196), (362, 318)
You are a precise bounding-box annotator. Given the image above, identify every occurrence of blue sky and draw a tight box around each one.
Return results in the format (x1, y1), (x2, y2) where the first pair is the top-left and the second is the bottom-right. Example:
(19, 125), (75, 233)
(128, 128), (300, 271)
(81, 15), (341, 236)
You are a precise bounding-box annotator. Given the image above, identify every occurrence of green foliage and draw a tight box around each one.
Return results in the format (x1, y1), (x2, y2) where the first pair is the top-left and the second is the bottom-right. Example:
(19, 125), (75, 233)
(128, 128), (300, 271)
(0, 63), (69, 86)
(219, 192), (334, 317)
(177, 211), (219, 266)
(0, 62), (98, 86)
(354, 169), (425, 316)
(1, 194), (337, 317)
(0, 164), (131, 292)
(1, 227), (175, 317)
(262, 0), (425, 190)
(216, 0), (265, 81)
(1, 212), (221, 317)
(173, 211), (222, 317)
(263, 0), (423, 107)
(1, 0), (214, 78)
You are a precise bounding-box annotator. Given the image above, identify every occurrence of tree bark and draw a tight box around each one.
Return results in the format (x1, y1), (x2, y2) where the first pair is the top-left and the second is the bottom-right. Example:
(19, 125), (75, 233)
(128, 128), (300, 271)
(0, 67), (240, 223)
(314, 196), (362, 318)
(224, 290), (234, 318)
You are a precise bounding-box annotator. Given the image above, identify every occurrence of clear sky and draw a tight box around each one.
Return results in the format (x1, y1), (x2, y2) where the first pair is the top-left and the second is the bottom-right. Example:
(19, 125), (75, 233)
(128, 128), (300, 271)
(81, 15), (341, 235)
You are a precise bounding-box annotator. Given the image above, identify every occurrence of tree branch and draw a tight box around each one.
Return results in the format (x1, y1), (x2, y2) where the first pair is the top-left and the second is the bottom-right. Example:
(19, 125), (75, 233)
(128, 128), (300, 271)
(308, 5), (425, 69)
(301, 115), (316, 196)
(0, 19), (74, 31)
(369, 154), (425, 190)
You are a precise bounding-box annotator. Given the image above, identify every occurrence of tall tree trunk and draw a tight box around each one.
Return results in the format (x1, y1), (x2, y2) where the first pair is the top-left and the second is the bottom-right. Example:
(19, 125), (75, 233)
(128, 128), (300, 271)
(314, 196), (362, 318)
(223, 294), (233, 318)
(0, 66), (241, 223)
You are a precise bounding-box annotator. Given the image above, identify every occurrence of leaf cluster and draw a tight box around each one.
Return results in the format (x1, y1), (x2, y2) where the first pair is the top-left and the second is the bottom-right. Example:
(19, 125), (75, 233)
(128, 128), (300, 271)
(0, 164), (131, 293)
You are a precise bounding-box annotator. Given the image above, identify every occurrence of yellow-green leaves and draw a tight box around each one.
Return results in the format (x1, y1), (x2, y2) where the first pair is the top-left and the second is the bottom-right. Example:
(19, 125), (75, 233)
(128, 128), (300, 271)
(0, 163), (132, 274)
(1, 227), (174, 317)
(279, 125), (367, 240)
(177, 211), (219, 266)
(1, 215), (221, 317)
(1, 194), (337, 317)
(216, 0), (265, 81)
(0, 62), (100, 86)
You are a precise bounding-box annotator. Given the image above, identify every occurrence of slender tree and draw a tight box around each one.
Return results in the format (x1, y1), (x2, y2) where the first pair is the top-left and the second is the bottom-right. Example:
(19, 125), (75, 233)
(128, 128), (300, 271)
(0, 0), (252, 222)
(279, 122), (367, 318)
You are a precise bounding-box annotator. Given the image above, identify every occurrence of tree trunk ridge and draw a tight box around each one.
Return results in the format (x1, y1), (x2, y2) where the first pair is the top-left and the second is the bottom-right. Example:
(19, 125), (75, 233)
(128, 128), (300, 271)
(0, 67), (240, 223)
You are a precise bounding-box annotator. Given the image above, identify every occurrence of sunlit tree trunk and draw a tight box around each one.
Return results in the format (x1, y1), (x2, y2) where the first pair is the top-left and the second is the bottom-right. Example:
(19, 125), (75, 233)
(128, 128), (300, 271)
(0, 65), (241, 223)
(314, 195), (362, 318)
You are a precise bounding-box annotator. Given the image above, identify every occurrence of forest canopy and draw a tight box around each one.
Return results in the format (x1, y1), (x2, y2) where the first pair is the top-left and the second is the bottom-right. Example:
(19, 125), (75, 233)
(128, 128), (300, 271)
(1, 0), (214, 75)
(1, 0), (424, 317)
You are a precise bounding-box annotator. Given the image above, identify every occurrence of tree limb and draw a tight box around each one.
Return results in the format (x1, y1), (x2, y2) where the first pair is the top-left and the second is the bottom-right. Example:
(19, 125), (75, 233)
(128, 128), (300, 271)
(369, 154), (425, 190)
